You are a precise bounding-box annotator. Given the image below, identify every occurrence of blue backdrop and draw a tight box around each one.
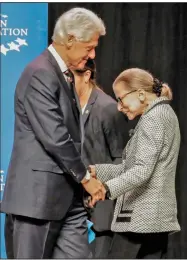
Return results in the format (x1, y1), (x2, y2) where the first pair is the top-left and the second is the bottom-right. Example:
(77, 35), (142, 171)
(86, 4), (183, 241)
(0, 3), (48, 258)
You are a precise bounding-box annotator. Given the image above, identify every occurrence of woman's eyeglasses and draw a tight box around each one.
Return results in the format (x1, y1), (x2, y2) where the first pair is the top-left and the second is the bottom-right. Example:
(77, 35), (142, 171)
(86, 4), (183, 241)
(117, 90), (137, 105)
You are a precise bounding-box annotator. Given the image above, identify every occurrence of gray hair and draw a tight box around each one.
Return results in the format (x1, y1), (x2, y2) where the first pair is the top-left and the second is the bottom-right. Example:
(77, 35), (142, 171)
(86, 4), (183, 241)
(113, 68), (173, 100)
(52, 7), (106, 43)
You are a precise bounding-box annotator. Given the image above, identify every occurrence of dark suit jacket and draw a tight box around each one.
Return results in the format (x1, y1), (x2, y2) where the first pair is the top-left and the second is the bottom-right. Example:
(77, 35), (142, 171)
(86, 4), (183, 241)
(1, 49), (87, 220)
(82, 88), (136, 167)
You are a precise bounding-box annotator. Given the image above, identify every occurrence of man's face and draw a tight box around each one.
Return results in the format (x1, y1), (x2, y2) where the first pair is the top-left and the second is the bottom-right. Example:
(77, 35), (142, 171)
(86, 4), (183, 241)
(67, 33), (99, 70)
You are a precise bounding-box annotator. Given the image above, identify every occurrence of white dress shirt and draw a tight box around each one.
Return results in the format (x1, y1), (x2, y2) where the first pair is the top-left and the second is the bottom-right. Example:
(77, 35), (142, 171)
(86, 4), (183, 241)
(48, 44), (69, 82)
(82, 104), (87, 114)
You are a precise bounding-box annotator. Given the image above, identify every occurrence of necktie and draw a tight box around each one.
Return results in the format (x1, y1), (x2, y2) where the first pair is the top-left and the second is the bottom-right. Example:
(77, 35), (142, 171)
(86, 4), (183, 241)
(64, 69), (77, 105)
(64, 69), (85, 151)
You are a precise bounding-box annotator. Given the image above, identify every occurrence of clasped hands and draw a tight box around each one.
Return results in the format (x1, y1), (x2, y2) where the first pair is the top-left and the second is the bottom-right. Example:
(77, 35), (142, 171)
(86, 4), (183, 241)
(81, 165), (106, 207)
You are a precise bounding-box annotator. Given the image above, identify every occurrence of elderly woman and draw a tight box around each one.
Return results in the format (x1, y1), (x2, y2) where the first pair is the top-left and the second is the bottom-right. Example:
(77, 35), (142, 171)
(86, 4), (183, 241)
(73, 59), (135, 258)
(90, 68), (181, 258)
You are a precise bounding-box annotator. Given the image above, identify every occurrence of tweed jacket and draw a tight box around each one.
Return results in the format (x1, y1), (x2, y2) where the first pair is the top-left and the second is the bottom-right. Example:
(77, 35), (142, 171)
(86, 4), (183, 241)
(96, 97), (181, 233)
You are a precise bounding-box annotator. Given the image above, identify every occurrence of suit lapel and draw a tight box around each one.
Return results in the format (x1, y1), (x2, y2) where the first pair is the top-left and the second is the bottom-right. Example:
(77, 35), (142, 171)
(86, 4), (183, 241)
(82, 88), (98, 126)
(72, 83), (85, 148)
(43, 49), (80, 124)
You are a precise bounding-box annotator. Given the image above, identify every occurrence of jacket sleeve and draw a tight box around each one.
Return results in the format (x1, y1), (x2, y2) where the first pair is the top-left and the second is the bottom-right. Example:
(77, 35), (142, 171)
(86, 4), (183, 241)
(24, 69), (86, 183)
(105, 116), (165, 200)
(95, 162), (124, 183)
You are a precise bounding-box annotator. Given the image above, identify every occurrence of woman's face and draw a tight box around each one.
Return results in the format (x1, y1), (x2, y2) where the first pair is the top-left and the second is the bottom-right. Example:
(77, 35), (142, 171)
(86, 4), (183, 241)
(113, 81), (147, 120)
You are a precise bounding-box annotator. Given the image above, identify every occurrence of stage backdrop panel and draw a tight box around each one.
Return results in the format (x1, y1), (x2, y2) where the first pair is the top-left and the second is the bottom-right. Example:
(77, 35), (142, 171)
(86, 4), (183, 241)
(0, 3), (48, 258)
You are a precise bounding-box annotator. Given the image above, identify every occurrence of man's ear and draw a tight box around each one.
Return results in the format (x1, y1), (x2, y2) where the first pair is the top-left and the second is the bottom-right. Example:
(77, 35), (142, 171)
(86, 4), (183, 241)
(66, 34), (75, 48)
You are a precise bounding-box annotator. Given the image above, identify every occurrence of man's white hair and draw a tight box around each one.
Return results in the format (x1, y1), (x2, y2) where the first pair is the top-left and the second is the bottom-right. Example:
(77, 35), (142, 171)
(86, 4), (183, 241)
(52, 7), (106, 43)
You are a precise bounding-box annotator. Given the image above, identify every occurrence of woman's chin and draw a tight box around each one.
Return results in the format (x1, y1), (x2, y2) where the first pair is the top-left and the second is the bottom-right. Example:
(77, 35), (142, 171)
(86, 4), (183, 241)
(126, 113), (135, 120)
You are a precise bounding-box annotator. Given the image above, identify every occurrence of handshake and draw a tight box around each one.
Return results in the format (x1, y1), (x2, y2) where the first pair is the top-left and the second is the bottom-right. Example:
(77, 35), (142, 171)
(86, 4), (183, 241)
(81, 165), (106, 208)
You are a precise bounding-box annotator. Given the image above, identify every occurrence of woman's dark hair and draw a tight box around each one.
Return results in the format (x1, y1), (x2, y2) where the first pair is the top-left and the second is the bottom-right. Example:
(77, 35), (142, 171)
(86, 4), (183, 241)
(74, 58), (96, 79)
(74, 59), (103, 90)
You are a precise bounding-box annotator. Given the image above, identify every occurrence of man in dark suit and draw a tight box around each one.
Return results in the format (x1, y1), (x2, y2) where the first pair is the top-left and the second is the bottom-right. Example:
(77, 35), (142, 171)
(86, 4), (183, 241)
(1, 7), (106, 259)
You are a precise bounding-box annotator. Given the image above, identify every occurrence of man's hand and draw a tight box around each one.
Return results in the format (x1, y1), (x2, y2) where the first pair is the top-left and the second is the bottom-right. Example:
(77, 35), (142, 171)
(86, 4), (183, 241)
(82, 177), (106, 207)
(88, 165), (96, 178)
(82, 177), (104, 197)
(90, 184), (106, 207)
(86, 183), (107, 208)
